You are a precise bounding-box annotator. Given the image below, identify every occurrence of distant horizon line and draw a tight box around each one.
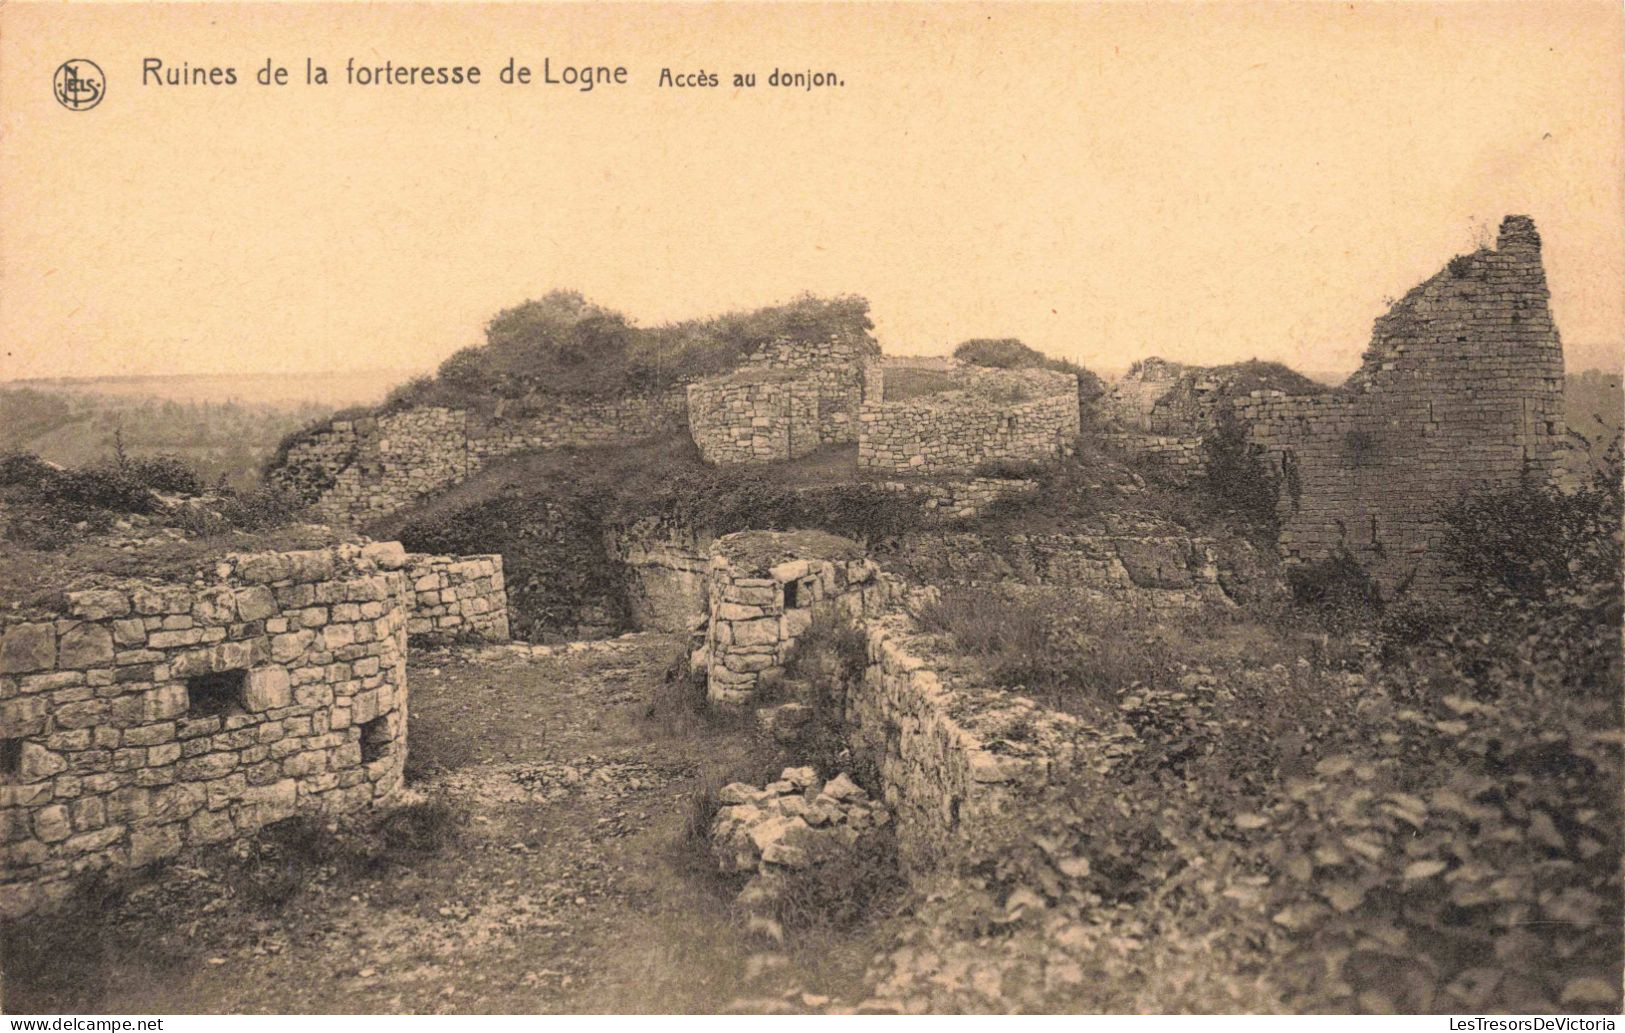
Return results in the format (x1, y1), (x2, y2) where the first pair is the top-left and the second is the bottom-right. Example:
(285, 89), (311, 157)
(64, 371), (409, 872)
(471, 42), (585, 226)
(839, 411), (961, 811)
(6, 350), (1621, 387)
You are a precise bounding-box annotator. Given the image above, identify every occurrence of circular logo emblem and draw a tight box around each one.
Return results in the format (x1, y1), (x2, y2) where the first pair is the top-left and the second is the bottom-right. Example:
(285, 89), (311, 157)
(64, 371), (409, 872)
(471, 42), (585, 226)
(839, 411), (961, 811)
(54, 59), (105, 111)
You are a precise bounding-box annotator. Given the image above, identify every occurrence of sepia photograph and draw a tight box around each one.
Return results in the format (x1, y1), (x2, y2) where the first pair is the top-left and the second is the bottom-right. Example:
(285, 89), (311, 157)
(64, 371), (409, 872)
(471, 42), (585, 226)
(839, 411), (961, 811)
(0, 0), (1621, 1019)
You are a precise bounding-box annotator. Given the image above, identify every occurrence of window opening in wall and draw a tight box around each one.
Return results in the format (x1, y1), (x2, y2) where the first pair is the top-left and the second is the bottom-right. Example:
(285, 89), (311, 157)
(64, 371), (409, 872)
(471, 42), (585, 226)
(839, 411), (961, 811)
(0, 738), (22, 781)
(187, 670), (247, 718)
(360, 716), (392, 764)
(783, 580), (801, 609)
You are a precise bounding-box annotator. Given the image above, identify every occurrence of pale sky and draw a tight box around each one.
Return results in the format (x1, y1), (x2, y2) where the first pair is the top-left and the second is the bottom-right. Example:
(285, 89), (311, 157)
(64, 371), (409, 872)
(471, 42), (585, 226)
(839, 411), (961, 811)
(2, 1), (1621, 382)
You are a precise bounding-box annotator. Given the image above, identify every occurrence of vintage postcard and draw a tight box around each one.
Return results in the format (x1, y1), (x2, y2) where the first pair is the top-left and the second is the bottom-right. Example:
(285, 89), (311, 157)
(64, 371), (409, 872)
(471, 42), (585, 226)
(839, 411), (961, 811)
(0, 0), (1620, 1019)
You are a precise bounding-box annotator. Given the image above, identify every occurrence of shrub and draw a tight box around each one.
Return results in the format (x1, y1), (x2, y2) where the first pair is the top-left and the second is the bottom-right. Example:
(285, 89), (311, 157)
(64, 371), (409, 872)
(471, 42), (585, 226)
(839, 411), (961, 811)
(1286, 549), (1384, 634)
(213, 484), (308, 531)
(782, 616), (869, 687)
(953, 338), (1049, 369)
(40, 465), (156, 514)
(0, 451), (54, 486)
(953, 337), (1106, 415)
(770, 828), (904, 933)
(385, 291), (879, 410)
(914, 586), (1133, 711)
(1201, 406), (1280, 536)
(125, 454), (204, 495)
(1440, 449), (1621, 603)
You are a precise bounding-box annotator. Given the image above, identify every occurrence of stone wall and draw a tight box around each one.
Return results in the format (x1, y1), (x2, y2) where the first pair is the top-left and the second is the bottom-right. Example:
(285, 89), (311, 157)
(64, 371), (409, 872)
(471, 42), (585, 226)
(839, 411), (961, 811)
(857, 368), (1081, 474)
(686, 333), (880, 466)
(403, 553), (509, 644)
(0, 542), (413, 916)
(690, 534), (1089, 874)
(1236, 215), (1565, 595)
(738, 333), (878, 446)
(849, 611), (1085, 872)
(874, 477), (1040, 519)
(890, 522), (1241, 612)
(1100, 431), (1208, 484)
(686, 373), (822, 465)
(271, 391), (687, 524)
(699, 530), (894, 706)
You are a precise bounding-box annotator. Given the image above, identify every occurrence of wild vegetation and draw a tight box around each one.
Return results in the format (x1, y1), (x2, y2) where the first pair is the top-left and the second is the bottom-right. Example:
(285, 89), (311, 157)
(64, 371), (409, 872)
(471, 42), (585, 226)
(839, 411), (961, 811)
(900, 446), (1623, 1012)
(380, 291), (877, 411)
(0, 446), (323, 615)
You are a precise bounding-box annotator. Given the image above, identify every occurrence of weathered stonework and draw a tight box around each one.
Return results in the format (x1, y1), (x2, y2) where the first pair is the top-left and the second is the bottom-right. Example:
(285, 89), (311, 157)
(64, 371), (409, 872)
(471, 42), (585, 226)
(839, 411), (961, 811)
(858, 368), (1081, 474)
(1100, 216), (1566, 597)
(890, 521), (1243, 611)
(687, 332), (880, 465)
(875, 477), (1040, 519)
(610, 520), (712, 634)
(0, 543), (413, 917)
(403, 552), (509, 644)
(1237, 215), (1565, 595)
(847, 611), (1086, 873)
(271, 391), (687, 524)
(699, 530), (895, 706)
(1100, 432), (1207, 484)
(690, 537), (1093, 876)
(687, 372), (823, 465)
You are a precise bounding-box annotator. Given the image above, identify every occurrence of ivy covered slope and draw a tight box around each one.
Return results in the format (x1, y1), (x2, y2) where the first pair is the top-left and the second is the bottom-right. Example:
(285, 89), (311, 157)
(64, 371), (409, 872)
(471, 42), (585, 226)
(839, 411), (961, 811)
(883, 443), (1622, 1013)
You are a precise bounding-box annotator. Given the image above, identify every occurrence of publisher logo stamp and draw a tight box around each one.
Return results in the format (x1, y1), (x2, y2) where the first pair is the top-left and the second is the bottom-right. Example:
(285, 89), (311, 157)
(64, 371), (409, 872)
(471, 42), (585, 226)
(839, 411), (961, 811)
(54, 59), (105, 111)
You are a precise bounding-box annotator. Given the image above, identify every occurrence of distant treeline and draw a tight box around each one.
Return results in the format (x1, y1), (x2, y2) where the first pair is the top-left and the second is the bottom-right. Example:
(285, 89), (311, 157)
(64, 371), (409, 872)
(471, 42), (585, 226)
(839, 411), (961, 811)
(0, 386), (333, 490)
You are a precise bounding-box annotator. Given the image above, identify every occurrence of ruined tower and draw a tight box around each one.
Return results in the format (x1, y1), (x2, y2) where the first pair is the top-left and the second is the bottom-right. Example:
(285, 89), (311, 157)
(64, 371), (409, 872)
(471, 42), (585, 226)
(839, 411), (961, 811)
(1238, 214), (1567, 596)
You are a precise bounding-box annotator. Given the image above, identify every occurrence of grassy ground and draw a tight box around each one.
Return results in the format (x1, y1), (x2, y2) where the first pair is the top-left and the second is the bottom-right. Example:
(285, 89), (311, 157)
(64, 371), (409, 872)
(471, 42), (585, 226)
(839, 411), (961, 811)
(1, 635), (895, 1014)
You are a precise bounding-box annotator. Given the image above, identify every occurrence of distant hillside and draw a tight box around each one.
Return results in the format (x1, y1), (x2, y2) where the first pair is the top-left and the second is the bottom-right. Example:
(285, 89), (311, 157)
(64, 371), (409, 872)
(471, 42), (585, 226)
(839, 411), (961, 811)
(0, 385), (342, 490)
(1566, 368), (1623, 444)
(8, 368), (424, 408)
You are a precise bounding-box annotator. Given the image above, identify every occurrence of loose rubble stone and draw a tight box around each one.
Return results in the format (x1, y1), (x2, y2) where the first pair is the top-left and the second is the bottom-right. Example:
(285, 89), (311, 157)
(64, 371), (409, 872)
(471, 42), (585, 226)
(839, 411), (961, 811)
(710, 767), (892, 918)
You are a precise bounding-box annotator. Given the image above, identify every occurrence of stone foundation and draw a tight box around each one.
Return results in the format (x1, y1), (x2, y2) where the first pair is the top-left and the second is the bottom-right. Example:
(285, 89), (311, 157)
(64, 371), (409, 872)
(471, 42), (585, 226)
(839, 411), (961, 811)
(875, 476), (1039, 519)
(700, 530), (895, 706)
(858, 368), (1080, 474)
(0, 542), (412, 917)
(403, 552), (509, 643)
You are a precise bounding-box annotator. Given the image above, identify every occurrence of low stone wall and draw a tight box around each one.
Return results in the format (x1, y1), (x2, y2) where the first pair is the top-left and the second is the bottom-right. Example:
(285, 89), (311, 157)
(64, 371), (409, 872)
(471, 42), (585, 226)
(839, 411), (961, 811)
(848, 610), (1084, 873)
(890, 525), (1238, 611)
(689, 533), (1090, 875)
(0, 542), (412, 917)
(403, 553), (509, 644)
(271, 391), (687, 524)
(700, 530), (894, 706)
(876, 477), (1039, 519)
(1102, 432), (1206, 483)
(858, 368), (1080, 474)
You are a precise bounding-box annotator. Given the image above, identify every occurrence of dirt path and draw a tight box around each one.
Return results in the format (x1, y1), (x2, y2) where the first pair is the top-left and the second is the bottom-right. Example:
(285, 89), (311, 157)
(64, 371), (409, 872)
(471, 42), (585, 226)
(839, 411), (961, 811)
(4, 634), (886, 1014)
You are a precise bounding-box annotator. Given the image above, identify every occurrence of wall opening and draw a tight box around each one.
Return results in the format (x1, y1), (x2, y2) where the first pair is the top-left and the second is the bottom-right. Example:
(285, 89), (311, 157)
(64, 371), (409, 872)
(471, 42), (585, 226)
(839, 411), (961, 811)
(360, 717), (392, 764)
(783, 580), (801, 609)
(0, 738), (21, 781)
(187, 670), (247, 718)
